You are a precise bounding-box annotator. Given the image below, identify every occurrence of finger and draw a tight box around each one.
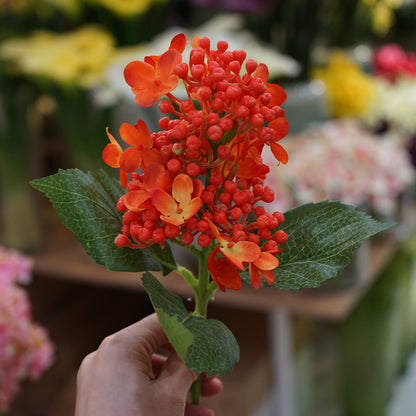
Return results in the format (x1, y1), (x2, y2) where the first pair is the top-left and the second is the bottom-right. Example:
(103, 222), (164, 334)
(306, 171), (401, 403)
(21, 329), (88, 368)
(184, 403), (215, 416)
(95, 313), (168, 380)
(201, 375), (223, 398)
(158, 351), (197, 396)
(151, 353), (167, 378)
(75, 352), (96, 415)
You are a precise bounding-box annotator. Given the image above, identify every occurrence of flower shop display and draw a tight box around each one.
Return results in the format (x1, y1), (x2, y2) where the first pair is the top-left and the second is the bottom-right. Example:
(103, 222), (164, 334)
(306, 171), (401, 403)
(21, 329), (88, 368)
(30, 33), (392, 404)
(264, 119), (415, 218)
(312, 51), (376, 118)
(0, 247), (54, 413)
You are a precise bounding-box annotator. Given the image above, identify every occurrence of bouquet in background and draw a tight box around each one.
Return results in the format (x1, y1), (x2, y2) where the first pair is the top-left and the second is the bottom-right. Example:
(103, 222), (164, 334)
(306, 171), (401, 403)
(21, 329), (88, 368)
(264, 119), (415, 217)
(0, 247), (54, 413)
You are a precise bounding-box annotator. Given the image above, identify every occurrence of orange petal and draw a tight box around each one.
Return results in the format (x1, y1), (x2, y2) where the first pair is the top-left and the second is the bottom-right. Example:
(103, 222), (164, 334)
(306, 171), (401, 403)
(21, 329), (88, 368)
(133, 86), (161, 107)
(266, 82), (287, 107)
(142, 149), (164, 168)
(270, 142), (288, 164)
(218, 262), (243, 290)
(248, 146), (263, 166)
(119, 147), (142, 172)
(124, 60), (155, 89)
(221, 241), (261, 270)
(192, 178), (203, 198)
(102, 143), (121, 168)
(120, 170), (128, 189)
(170, 33), (187, 53)
(249, 263), (262, 289)
(237, 157), (264, 179)
(106, 127), (120, 146)
(206, 219), (224, 243)
(120, 122), (142, 147)
(172, 174), (193, 206)
(182, 197), (202, 220)
(151, 188), (179, 218)
(123, 190), (150, 211)
(254, 252), (279, 270)
(135, 119), (153, 148)
(207, 248), (226, 292)
(269, 117), (289, 140)
(157, 49), (182, 83)
(252, 63), (269, 81)
(144, 163), (171, 191)
(261, 269), (276, 286)
(208, 250), (242, 291)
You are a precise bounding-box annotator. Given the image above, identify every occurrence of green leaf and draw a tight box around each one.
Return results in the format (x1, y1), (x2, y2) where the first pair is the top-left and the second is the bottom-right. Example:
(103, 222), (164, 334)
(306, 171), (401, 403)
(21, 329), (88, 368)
(244, 201), (394, 290)
(142, 272), (240, 376)
(30, 169), (176, 274)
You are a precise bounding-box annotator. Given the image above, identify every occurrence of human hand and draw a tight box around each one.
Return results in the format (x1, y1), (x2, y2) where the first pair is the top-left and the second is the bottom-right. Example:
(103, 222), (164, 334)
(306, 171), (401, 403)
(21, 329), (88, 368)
(75, 313), (222, 416)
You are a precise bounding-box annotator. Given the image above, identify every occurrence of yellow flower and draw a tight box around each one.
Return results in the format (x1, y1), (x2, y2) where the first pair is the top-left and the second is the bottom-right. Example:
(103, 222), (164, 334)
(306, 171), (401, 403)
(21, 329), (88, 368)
(0, 25), (116, 88)
(87, 0), (167, 17)
(312, 52), (375, 118)
(360, 0), (403, 36)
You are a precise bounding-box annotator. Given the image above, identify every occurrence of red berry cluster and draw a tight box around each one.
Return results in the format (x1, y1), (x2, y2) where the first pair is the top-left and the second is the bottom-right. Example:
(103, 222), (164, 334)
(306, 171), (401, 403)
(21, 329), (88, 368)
(107, 34), (289, 288)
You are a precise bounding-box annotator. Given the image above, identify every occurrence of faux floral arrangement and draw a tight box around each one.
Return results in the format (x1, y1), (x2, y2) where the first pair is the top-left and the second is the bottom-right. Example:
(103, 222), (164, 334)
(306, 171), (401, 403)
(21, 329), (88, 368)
(0, 247), (54, 412)
(31, 34), (391, 403)
(264, 119), (415, 216)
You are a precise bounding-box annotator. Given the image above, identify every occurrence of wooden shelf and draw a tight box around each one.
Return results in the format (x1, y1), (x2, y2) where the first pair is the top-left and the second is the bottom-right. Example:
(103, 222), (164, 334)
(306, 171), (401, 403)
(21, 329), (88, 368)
(31, 229), (398, 322)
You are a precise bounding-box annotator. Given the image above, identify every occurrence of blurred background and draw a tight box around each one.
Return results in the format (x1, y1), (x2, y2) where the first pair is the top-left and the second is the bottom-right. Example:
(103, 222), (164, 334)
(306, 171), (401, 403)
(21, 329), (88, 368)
(1, 0), (416, 415)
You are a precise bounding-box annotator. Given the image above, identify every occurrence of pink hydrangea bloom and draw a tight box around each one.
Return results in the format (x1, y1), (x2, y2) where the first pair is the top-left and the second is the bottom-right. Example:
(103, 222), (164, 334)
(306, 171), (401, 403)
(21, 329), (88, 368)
(264, 119), (415, 216)
(0, 247), (54, 412)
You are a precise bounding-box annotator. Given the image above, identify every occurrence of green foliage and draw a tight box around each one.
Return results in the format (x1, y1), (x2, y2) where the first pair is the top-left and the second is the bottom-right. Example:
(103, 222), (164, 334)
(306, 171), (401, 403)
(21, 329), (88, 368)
(271, 201), (394, 289)
(30, 169), (175, 274)
(142, 272), (240, 376)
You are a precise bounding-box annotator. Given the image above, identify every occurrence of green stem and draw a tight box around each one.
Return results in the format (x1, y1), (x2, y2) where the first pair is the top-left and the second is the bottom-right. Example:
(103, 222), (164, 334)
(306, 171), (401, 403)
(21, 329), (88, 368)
(189, 248), (217, 405)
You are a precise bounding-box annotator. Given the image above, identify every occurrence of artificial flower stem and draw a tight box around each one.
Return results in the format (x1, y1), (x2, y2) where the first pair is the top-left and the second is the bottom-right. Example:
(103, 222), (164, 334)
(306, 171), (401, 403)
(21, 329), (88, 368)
(176, 265), (199, 289)
(190, 375), (202, 405)
(190, 249), (213, 405)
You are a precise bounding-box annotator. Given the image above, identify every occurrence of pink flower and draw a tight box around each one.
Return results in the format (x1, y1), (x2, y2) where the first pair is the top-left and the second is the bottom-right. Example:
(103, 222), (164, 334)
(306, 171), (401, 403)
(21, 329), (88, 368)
(373, 44), (416, 82)
(0, 246), (54, 412)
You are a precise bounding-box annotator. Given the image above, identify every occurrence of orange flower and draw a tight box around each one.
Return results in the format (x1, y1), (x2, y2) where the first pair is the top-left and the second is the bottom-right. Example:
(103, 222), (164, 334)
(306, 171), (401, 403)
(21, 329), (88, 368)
(207, 220), (262, 291)
(124, 49), (182, 107)
(249, 252), (279, 289)
(151, 174), (202, 226)
(123, 164), (171, 212)
(102, 120), (154, 188)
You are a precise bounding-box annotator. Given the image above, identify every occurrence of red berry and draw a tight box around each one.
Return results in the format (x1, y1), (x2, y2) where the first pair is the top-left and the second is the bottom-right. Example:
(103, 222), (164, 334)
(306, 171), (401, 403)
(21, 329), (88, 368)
(165, 224), (180, 238)
(274, 230), (288, 244)
(167, 158), (182, 172)
(208, 125), (223, 141)
(230, 207), (242, 220)
(186, 162), (200, 177)
(114, 234), (130, 247)
(217, 40), (228, 52)
(218, 145), (231, 159)
(198, 233), (211, 247)
(174, 62), (188, 79)
(158, 100), (174, 113)
(152, 228), (166, 243)
(181, 231), (194, 245)
(223, 180), (236, 194)
(197, 220), (210, 233)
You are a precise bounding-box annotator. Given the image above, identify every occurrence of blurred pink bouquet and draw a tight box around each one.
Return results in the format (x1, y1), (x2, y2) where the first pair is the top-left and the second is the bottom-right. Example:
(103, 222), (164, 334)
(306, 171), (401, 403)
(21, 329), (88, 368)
(265, 119), (415, 216)
(0, 247), (54, 412)
(372, 43), (416, 82)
